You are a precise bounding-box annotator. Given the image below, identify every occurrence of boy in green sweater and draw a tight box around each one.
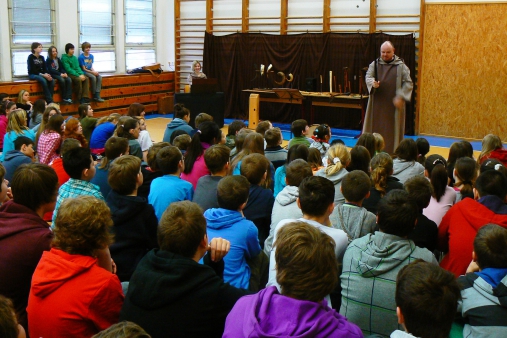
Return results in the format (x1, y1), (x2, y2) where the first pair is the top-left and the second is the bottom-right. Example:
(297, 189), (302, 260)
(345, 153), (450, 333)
(61, 43), (90, 104)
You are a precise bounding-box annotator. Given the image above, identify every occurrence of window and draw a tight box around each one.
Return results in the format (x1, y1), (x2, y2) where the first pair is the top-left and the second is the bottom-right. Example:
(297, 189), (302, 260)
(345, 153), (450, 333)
(79, 0), (116, 72)
(125, 0), (155, 70)
(9, 0), (54, 77)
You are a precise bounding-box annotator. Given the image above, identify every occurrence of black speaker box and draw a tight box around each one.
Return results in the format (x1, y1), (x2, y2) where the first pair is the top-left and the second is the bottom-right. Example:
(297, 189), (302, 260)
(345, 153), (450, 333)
(305, 77), (316, 92)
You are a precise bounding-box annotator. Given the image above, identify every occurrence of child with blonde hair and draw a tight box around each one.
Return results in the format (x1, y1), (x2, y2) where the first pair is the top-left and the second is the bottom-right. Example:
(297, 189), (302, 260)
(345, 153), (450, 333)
(1, 109), (35, 162)
(315, 143), (350, 205)
(478, 134), (507, 165)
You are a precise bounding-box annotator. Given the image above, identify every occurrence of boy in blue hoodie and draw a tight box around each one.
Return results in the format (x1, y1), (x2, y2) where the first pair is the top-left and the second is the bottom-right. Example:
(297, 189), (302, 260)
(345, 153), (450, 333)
(162, 104), (193, 143)
(3, 136), (34, 182)
(458, 224), (507, 337)
(148, 145), (193, 220)
(204, 175), (261, 290)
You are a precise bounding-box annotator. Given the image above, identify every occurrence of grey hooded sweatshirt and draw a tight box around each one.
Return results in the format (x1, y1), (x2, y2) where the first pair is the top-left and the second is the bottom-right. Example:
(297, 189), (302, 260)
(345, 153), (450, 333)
(340, 231), (437, 336)
(264, 185), (302, 255)
(330, 204), (377, 243)
(391, 158), (424, 184)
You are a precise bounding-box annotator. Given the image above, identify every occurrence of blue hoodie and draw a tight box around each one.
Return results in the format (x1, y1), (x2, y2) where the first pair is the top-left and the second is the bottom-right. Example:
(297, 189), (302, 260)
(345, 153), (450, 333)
(3, 150), (32, 182)
(204, 208), (261, 289)
(162, 118), (193, 143)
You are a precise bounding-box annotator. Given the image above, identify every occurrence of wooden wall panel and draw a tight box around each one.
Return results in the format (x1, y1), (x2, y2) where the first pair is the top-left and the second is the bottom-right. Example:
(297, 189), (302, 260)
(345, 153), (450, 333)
(419, 3), (507, 140)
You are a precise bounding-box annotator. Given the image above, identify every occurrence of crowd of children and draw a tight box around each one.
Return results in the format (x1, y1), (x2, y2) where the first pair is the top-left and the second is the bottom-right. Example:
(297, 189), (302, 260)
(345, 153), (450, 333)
(1, 105), (507, 338)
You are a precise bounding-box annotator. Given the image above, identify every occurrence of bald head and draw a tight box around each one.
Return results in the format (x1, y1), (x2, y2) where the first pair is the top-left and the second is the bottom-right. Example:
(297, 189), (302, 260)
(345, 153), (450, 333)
(380, 41), (395, 62)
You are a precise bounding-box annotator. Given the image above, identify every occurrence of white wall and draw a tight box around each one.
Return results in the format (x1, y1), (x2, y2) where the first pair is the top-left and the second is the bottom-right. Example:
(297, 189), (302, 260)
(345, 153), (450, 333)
(0, 0), (176, 81)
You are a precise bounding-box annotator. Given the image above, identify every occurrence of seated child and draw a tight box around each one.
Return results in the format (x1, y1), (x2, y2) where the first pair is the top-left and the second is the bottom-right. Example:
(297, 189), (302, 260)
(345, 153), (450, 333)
(106, 155), (158, 282)
(458, 224), (507, 337)
(53, 147), (103, 223)
(373, 132), (385, 154)
(264, 127), (287, 169)
(404, 176), (438, 252)
(138, 142), (169, 199)
(3, 136), (34, 182)
(172, 133), (191, 155)
(265, 159), (313, 254)
(148, 146), (193, 220)
(395, 260), (460, 338)
(288, 119), (312, 148)
(0, 294), (27, 338)
(255, 120), (272, 137)
(90, 136), (129, 198)
(225, 120), (246, 150)
(315, 143), (350, 205)
(454, 156), (477, 202)
(307, 147), (324, 173)
(193, 144), (230, 212)
(50, 138), (81, 187)
(241, 153), (275, 247)
(204, 175), (261, 289)
(416, 137), (430, 165)
(223, 221), (362, 338)
(329, 170), (376, 243)
(310, 124), (331, 157)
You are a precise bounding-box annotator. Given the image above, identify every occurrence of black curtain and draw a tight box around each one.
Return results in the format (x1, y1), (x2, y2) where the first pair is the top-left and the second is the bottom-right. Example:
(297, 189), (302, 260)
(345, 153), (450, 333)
(203, 32), (415, 135)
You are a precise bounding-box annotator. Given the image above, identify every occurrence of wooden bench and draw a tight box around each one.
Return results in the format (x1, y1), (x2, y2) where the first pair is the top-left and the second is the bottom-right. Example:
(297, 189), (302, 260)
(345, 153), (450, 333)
(0, 72), (175, 118)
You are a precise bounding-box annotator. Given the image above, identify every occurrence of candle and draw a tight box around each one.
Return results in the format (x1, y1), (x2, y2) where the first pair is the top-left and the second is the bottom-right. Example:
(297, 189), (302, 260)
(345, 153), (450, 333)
(329, 71), (333, 93)
(320, 75), (323, 84)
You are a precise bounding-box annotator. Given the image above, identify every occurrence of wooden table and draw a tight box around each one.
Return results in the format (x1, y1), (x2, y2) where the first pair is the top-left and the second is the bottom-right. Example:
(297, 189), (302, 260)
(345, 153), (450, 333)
(243, 89), (368, 129)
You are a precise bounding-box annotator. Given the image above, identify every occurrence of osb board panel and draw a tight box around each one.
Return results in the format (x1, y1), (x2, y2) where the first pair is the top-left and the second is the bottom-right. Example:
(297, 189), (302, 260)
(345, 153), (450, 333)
(419, 3), (507, 141)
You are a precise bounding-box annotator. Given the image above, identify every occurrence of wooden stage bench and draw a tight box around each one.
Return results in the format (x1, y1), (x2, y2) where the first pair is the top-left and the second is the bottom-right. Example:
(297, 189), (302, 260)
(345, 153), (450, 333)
(0, 72), (175, 118)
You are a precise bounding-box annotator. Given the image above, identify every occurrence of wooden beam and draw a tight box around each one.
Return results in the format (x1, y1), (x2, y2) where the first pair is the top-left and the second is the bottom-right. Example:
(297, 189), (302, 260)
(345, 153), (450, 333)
(323, 0), (331, 32)
(415, 0), (426, 135)
(242, 0), (249, 33)
(206, 0), (213, 33)
(175, 0), (181, 92)
(369, 0), (377, 33)
(280, 0), (288, 35)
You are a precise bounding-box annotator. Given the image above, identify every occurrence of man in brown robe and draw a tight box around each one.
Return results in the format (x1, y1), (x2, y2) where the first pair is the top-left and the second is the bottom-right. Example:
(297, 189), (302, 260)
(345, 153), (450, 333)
(362, 41), (413, 154)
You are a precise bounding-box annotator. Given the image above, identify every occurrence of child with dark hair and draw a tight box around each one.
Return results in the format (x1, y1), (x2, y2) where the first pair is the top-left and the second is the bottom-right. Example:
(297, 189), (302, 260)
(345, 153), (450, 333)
(274, 143), (309, 196)
(480, 158), (507, 177)
(0, 295), (26, 338)
(404, 176), (438, 252)
(27, 42), (54, 103)
(447, 141), (471, 187)
(346, 145), (371, 175)
(340, 189), (437, 336)
(267, 176), (348, 307)
(395, 261), (460, 338)
(224, 221), (363, 338)
(264, 127), (287, 169)
(264, 159), (313, 254)
(392, 138), (425, 184)
(29, 99), (46, 129)
(120, 201), (249, 338)
(116, 117), (143, 160)
(78, 104), (97, 142)
(90, 136), (129, 198)
(2, 136), (34, 182)
(52, 147), (103, 223)
(415, 137), (430, 165)
(241, 153), (275, 247)
(181, 121), (221, 188)
(172, 133), (191, 154)
(453, 156), (477, 201)
(0, 164), (57, 333)
(138, 142), (170, 199)
(148, 146), (193, 220)
(204, 175), (261, 290)
(169, 129), (189, 145)
(37, 114), (64, 165)
(307, 147), (324, 172)
(230, 128), (253, 159)
(458, 224), (507, 337)
(423, 154), (456, 227)
(255, 120), (272, 136)
(225, 120), (246, 149)
(356, 132), (376, 159)
(310, 124), (331, 157)
(439, 170), (507, 277)
(106, 155), (158, 282)
(288, 119), (312, 148)
(61, 43), (90, 104)
(79, 42), (105, 102)
(193, 144), (230, 211)
(330, 170), (376, 243)
(162, 104), (193, 142)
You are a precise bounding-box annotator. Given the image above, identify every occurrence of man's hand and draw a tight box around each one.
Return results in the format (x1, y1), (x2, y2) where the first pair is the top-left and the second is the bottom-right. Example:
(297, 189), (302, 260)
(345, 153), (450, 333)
(372, 80), (380, 88)
(208, 237), (230, 262)
(79, 74), (86, 81)
(393, 96), (405, 110)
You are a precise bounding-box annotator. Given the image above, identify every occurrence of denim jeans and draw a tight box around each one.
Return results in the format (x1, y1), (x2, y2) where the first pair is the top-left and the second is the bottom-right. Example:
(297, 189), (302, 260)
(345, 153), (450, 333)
(28, 74), (55, 103)
(53, 74), (72, 100)
(84, 72), (102, 94)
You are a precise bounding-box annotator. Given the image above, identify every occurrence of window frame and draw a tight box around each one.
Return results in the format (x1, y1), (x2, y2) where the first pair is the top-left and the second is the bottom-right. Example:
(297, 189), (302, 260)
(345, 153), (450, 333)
(8, 0), (56, 78)
(124, 0), (156, 70)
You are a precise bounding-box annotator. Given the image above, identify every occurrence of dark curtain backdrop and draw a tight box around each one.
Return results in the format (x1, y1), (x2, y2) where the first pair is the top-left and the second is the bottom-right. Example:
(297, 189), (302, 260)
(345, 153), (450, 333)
(203, 32), (416, 135)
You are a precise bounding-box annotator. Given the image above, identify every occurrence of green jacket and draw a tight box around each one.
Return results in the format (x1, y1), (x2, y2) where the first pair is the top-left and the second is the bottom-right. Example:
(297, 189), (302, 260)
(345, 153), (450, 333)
(61, 54), (83, 77)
